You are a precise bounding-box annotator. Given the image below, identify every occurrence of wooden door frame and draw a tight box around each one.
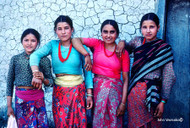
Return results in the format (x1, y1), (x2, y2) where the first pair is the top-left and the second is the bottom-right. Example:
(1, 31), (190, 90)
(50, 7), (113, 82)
(155, 0), (167, 40)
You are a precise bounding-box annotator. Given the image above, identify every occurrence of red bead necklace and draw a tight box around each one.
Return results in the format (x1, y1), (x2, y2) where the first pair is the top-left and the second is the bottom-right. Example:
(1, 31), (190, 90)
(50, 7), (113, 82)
(143, 38), (146, 45)
(58, 43), (72, 62)
(104, 43), (116, 57)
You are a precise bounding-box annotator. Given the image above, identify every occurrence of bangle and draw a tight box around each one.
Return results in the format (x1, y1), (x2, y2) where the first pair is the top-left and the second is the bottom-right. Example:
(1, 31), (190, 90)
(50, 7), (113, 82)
(84, 53), (90, 57)
(161, 100), (166, 104)
(32, 70), (39, 73)
(86, 93), (93, 97)
(121, 102), (126, 106)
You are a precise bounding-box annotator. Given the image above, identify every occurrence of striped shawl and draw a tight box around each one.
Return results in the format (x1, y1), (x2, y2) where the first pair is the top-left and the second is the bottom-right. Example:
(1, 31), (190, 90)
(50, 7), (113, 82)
(128, 39), (174, 111)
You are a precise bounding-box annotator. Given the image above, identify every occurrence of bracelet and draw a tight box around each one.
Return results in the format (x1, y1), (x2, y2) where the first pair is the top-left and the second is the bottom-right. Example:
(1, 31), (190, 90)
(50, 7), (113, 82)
(86, 93), (93, 97)
(84, 53), (90, 57)
(32, 70), (39, 73)
(161, 100), (166, 104)
(120, 102), (126, 106)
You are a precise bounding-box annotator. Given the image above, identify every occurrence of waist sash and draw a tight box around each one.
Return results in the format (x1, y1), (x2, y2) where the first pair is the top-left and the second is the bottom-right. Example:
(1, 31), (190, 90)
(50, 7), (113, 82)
(55, 75), (83, 87)
(15, 87), (44, 101)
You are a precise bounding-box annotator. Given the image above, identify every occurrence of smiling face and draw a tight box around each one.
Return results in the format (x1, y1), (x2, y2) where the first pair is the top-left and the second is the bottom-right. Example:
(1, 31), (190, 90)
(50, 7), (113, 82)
(101, 24), (118, 44)
(55, 22), (73, 43)
(22, 33), (38, 55)
(141, 20), (160, 42)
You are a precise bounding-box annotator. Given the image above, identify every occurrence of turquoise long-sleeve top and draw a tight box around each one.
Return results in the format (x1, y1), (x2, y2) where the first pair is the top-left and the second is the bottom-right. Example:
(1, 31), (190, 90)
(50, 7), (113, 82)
(30, 40), (93, 89)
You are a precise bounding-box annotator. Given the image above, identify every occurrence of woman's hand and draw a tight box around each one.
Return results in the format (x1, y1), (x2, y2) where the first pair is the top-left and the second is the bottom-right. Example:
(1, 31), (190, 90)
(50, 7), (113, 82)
(7, 106), (15, 117)
(116, 40), (125, 57)
(86, 96), (93, 110)
(31, 77), (42, 90)
(84, 55), (92, 71)
(116, 103), (126, 116)
(154, 102), (164, 118)
(33, 71), (44, 82)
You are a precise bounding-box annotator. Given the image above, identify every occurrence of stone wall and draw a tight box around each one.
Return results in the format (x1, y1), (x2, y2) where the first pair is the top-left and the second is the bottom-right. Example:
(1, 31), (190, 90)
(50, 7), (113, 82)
(0, 0), (156, 127)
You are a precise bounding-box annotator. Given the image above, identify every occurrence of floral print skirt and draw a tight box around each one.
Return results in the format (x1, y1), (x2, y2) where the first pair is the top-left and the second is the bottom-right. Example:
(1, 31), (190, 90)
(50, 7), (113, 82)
(52, 83), (87, 128)
(93, 77), (123, 128)
(15, 88), (48, 128)
(127, 82), (162, 128)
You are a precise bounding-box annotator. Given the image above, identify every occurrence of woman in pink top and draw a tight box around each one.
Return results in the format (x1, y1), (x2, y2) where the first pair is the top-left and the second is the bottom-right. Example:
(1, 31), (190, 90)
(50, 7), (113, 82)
(72, 19), (130, 128)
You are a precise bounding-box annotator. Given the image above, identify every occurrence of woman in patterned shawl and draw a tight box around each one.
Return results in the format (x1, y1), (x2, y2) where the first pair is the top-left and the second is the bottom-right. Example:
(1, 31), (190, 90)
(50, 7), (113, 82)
(117, 13), (176, 128)
(6, 28), (53, 127)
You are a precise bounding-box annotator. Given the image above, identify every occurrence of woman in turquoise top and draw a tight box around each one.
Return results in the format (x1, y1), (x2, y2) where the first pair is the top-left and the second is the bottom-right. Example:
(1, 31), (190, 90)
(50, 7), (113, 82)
(30, 15), (93, 128)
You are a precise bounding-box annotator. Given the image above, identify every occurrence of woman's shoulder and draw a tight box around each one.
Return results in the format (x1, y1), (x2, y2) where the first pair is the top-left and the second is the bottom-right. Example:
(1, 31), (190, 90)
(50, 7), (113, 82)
(8, 52), (24, 64)
(123, 49), (130, 55)
(11, 52), (24, 60)
(82, 37), (102, 48)
(157, 39), (172, 48)
(83, 37), (102, 43)
(48, 40), (59, 44)
(40, 56), (51, 62)
(40, 56), (51, 65)
(95, 39), (104, 46)
(43, 40), (60, 49)
(126, 36), (143, 49)
(131, 36), (143, 42)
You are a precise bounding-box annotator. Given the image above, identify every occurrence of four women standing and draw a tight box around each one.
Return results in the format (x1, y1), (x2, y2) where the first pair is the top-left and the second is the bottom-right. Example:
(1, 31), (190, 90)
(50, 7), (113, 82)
(6, 13), (176, 128)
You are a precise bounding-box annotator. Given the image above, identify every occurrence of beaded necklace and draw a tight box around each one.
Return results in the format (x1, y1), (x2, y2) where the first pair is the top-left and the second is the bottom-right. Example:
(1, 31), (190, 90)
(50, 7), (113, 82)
(103, 43), (116, 57)
(58, 43), (72, 62)
(143, 38), (146, 45)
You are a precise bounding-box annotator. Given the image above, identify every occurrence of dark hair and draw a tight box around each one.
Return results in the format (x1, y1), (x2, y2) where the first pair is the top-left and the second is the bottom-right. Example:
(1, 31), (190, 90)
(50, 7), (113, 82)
(21, 28), (41, 45)
(54, 15), (73, 31)
(140, 12), (160, 28)
(100, 19), (119, 36)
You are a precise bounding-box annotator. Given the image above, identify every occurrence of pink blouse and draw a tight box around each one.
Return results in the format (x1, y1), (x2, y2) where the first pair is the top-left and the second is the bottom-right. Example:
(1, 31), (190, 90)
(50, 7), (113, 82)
(83, 38), (130, 79)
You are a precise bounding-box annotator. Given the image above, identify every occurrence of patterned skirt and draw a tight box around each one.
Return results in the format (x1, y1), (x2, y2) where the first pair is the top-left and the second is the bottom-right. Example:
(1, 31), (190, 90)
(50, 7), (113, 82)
(127, 82), (162, 128)
(52, 83), (87, 128)
(15, 88), (49, 128)
(93, 76), (123, 128)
